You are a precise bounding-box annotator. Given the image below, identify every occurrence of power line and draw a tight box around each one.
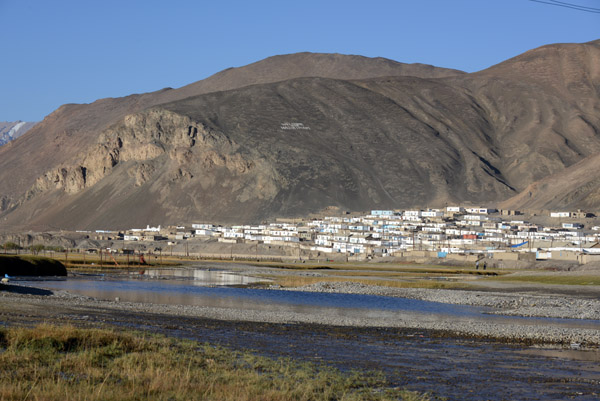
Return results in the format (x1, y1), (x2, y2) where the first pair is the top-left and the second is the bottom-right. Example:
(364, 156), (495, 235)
(528, 0), (600, 13)
(548, 0), (600, 12)
(533, 0), (600, 12)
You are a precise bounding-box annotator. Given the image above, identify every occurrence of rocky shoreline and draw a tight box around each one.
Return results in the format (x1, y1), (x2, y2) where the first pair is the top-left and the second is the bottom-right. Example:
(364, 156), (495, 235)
(2, 279), (599, 347)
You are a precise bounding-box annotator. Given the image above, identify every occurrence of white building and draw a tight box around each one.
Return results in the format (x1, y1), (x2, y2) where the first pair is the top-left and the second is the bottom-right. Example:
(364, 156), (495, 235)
(195, 229), (216, 237)
(465, 207), (495, 215)
(192, 223), (215, 229)
(422, 211), (444, 218)
(371, 210), (394, 216)
(404, 210), (422, 217)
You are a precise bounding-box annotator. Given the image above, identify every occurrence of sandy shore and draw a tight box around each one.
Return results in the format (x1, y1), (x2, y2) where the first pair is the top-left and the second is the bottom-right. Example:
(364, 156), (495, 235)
(1, 276), (599, 347)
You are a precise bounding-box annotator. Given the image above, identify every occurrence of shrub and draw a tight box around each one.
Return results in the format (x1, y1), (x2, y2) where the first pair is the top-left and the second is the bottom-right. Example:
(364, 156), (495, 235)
(2, 242), (21, 250)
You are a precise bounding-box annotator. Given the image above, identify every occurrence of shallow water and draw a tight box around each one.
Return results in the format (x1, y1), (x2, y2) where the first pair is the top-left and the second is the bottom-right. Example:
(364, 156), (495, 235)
(32, 275), (491, 314)
(25, 274), (600, 330)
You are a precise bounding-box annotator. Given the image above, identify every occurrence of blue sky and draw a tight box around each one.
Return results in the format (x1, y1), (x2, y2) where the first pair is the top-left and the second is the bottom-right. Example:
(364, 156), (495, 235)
(1, 0), (598, 122)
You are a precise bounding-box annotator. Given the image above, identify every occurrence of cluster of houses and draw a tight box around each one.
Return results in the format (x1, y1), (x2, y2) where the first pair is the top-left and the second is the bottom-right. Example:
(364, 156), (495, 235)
(88, 206), (600, 264)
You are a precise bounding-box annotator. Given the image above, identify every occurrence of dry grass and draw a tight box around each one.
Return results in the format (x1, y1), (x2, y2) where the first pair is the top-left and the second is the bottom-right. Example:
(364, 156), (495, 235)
(324, 270), (497, 278)
(0, 324), (428, 401)
(258, 263), (484, 290)
(11, 251), (185, 270)
(251, 261), (504, 277)
(271, 275), (470, 290)
(494, 275), (600, 286)
(252, 261), (470, 272)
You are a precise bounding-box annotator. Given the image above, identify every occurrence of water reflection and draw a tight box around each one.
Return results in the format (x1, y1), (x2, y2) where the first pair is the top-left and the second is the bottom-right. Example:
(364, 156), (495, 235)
(141, 268), (268, 286)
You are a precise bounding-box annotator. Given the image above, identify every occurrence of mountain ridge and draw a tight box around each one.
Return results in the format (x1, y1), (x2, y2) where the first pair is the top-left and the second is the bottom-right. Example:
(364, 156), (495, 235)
(0, 53), (462, 204)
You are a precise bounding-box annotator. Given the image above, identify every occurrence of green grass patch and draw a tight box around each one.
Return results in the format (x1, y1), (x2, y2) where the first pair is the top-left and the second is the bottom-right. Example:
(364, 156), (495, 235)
(0, 324), (428, 401)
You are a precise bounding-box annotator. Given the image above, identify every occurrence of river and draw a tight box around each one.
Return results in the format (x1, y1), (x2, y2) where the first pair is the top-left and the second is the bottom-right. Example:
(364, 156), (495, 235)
(18, 269), (600, 401)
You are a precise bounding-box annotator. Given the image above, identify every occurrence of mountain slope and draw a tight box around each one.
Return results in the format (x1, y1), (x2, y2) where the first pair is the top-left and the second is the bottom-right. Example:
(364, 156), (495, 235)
(1, 43), (600, 230)
(0, 53), (463, 206)
(3, 76), (508, 229)
(499, 152), (600, 211)
(445, 39), (600, 191)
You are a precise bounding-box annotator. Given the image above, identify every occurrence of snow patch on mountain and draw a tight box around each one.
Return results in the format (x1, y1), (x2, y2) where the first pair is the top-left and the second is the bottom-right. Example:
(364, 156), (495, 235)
(0, 121), (37, 146)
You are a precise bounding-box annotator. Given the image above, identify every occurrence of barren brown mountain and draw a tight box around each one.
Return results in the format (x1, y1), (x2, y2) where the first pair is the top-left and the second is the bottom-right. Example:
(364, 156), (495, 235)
(1, 41), (599, 230)
(499, 152), (600, 212)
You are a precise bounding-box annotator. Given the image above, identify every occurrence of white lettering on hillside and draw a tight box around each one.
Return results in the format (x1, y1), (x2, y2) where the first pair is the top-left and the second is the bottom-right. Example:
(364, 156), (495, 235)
(280, 122), (310, 130)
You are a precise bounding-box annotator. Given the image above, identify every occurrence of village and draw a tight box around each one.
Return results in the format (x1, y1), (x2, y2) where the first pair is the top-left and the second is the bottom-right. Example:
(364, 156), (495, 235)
(78, 206), (600, 266)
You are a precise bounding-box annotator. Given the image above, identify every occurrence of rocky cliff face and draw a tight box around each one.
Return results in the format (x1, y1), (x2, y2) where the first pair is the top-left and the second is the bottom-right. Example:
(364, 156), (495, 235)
(27, 109), (284, 198)
(12, 108), (284, 229)
(1, 43), (600, 230)
(28, 110), (235, 194)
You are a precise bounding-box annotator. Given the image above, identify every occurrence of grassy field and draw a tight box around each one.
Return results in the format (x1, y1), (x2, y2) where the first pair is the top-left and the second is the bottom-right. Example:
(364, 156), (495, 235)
(0, 324), (427, 401)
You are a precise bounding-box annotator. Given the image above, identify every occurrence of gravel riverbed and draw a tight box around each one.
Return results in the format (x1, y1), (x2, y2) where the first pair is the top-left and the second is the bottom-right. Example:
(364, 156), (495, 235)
(271, 281), (600, 346)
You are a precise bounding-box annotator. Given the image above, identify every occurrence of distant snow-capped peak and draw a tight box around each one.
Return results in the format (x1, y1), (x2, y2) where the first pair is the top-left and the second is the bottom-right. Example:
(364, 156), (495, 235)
(0, 120), (38, 146)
